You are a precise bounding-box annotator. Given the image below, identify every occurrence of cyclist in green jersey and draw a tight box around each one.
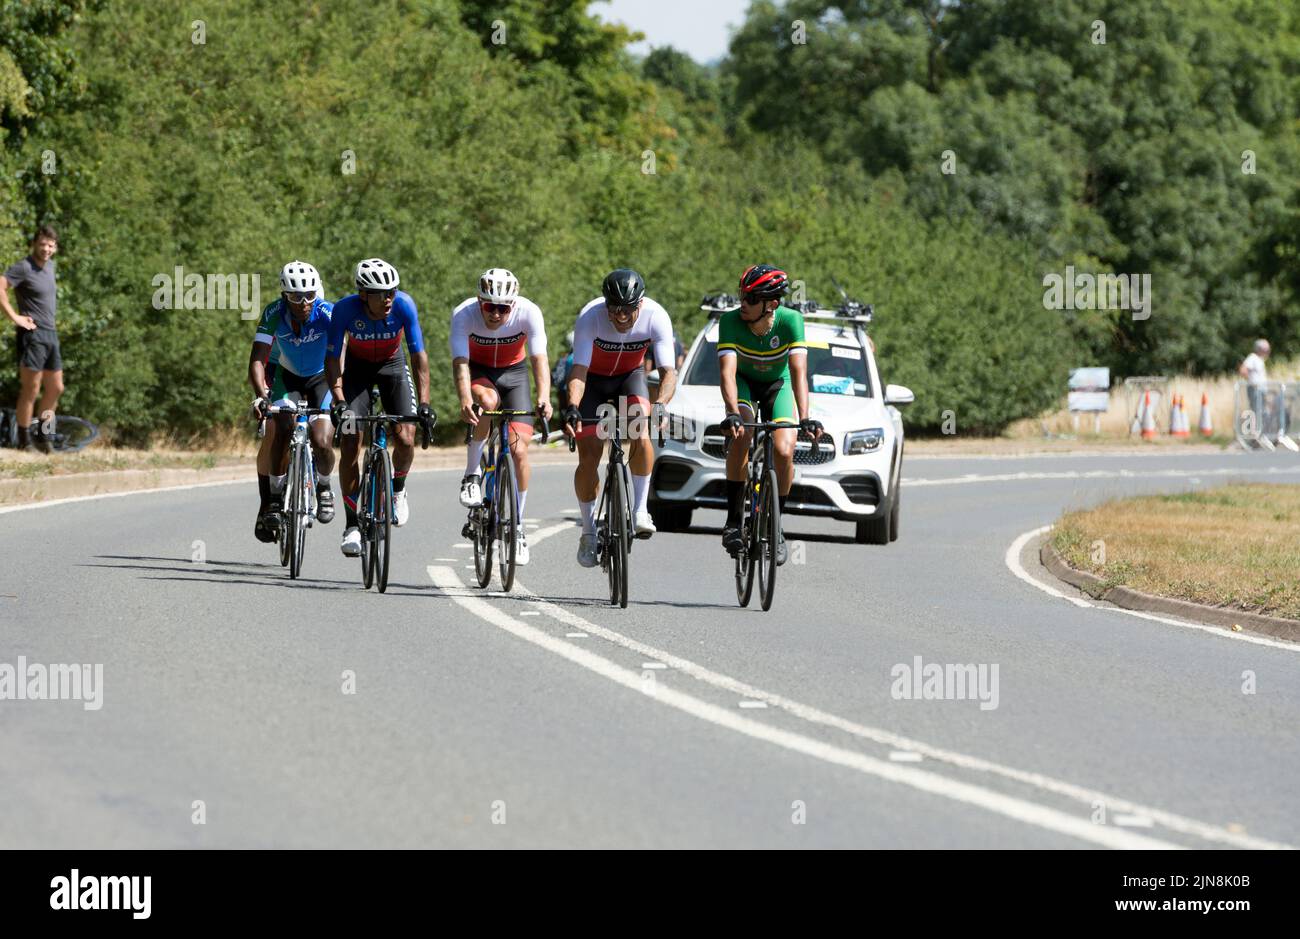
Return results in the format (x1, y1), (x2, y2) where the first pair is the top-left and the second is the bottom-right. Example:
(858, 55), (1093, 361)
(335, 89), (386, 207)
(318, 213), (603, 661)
(718, 265), (823, 564)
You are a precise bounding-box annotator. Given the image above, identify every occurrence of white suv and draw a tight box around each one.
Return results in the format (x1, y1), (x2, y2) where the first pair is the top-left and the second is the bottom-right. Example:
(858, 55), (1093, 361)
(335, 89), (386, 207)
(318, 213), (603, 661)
(648, 298), (913, 544)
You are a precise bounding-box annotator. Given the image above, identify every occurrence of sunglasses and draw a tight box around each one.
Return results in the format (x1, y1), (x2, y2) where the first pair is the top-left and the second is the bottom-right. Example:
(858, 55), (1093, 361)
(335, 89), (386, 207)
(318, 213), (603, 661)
(285, 291), (315, 304)
(362, 288), (396, 299)
(608, 303), (638, 318)
(481, 301), (513, 315)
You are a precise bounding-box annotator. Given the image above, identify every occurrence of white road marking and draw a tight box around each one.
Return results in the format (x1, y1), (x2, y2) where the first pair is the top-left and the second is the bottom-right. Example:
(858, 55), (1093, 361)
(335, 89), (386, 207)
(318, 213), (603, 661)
(889, 752), (923, 763)
(1116, 815), (1155, 828)
(1006, 526), (1300, 654)
(453, 543), (472, 549)
(641, 663), (667, 670)
(434, 557), (458, 562)
(428, 565), (1180, 850)
(0, 465), (469, 515)
(520, 611), (540, 617)
(906, 465), (1300, 487)
(738, 700), (767, 709)
(503, 563), (1289, 850)
(565, 632), (589, 638)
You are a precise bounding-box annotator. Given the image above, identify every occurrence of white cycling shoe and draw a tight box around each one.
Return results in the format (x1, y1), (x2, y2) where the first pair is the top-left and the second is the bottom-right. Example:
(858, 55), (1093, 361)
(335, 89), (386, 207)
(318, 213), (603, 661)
(634, 511), (656, 537)
(577, 532), (598, 568)
(515, 531), (530, 566)
(341, 527), (362, 557)
(459, 474), (483, 507)
(394, 490), (410, 527)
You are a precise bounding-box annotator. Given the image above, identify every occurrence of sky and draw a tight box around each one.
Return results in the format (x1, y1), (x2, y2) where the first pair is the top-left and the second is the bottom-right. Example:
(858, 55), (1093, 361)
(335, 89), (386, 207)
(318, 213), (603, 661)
(594, 0), (751, 64)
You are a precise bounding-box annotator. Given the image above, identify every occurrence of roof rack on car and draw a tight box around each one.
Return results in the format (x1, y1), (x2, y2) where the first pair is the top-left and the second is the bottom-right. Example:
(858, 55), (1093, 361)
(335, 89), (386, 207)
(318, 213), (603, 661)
(700, 293), (741, 315)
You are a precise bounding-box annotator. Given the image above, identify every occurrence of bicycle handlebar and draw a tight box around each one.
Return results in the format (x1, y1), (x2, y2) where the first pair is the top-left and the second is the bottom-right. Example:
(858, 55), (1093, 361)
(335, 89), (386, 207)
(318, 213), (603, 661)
(563, 415), (666, 452)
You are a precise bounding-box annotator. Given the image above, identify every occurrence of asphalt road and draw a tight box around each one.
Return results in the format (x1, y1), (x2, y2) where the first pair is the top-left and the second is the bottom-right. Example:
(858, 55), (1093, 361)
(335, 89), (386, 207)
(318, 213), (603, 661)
(2, 449), (1298, 848)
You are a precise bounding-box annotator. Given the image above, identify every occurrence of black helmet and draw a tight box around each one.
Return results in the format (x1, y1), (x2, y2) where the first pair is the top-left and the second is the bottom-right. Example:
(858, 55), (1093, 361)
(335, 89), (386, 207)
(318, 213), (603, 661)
(602, 268), (646, 307)
(739, 264), (789, 301)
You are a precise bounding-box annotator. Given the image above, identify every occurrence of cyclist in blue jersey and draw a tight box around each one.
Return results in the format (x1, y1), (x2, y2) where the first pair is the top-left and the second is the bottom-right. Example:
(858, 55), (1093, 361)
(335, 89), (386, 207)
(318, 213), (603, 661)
(248, 261), (337, 541)
(326, 258), (433, 557)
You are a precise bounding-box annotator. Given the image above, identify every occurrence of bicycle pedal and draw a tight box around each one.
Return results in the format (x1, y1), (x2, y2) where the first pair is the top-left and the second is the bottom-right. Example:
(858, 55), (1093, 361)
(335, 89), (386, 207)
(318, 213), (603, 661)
(634, 530), (652, 540)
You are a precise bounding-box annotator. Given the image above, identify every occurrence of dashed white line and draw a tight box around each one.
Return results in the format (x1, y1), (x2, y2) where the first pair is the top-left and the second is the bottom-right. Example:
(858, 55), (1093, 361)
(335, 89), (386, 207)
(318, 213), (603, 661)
(738, 700), (767, 709)
(1116, 815), (1155, 828)
(889, 752), (923, 763)
(428, 564), (1179, 850)
(502, 560), (1288, 850)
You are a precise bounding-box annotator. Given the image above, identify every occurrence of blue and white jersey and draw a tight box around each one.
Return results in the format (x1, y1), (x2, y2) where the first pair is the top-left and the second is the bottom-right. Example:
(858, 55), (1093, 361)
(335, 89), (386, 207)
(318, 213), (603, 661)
(253, 298), (334, 377)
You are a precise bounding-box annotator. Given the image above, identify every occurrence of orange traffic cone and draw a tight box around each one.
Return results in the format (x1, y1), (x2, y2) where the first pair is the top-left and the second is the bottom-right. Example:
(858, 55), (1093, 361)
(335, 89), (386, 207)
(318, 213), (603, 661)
(1172, 394), (1190, 438)
(1198, 392), (1213, 437)
(1141, 390), (1158, 440)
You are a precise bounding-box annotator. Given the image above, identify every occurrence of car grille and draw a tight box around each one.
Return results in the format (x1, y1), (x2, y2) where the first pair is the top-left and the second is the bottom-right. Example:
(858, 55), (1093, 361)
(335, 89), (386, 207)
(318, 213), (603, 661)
(701, 425), (728, 460)
(840, 475), (881, 506)
(701, 426), (835, 465)
(795, 431), (835, 466)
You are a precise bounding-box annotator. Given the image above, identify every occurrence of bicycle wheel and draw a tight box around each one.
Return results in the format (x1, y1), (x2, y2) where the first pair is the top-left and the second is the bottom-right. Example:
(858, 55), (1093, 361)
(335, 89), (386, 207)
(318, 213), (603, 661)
(621, 461), (636, 550)
(287, 443), (303, 579)
(290, 443), (311, 580)
(473, 450), (494, 588)
(496, 444), (519, 592)
(376, 449), (392, 594)
(278, 448), (293, 569)
(735, 478), (756, 608)
(49, 415), (98, 453)
(757, 466), (779, 611)
(360, 458), (375, 590)
(606, 463), (628, 608)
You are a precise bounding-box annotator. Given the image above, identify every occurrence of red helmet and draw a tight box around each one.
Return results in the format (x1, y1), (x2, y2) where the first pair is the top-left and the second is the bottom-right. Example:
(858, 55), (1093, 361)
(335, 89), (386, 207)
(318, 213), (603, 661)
(739, 264), (789, 301)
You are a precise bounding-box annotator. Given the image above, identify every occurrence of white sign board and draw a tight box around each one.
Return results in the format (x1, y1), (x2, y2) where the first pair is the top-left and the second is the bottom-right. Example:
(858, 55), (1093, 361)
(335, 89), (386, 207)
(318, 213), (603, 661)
(1068, 367), (1110, 412)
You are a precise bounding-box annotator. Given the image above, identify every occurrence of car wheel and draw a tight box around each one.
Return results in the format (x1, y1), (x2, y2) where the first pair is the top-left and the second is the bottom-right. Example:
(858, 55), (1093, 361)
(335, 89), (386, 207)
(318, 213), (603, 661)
(856, 511), (890, 545)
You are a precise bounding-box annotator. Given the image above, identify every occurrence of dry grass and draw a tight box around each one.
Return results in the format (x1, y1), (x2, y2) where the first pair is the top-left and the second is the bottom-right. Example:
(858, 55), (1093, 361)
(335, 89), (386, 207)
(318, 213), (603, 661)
(1052, 484), (1300, 620)
(1006, 360), (1300, 441)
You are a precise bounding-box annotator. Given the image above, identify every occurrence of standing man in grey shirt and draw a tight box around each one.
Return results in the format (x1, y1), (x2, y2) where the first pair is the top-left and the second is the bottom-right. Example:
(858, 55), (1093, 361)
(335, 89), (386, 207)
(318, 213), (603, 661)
(1, 226), (62, 451)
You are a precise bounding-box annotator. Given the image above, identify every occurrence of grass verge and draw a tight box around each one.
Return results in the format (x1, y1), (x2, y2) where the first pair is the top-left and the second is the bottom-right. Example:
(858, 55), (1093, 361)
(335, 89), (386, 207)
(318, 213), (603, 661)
(1052, 484), (1300, 620)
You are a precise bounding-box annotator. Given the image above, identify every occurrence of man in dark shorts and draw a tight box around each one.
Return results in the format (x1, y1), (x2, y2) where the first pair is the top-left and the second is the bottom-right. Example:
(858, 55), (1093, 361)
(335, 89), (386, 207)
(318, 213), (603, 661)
(326, 258), (434, 558)
(1, 226), (62, 451)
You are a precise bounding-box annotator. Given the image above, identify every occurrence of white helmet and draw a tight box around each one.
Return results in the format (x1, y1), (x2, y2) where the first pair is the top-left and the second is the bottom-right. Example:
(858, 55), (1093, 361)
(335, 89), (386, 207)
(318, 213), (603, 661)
(478, 268), (519, 304)
(279, 260), (321, 294)
(355, 257), (400, 290)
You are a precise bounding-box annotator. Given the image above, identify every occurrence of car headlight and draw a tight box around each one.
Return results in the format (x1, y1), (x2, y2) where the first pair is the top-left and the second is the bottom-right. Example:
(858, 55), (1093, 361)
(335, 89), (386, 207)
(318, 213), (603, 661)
(666, 415), (698, 443)
(843, 428), (884, 455)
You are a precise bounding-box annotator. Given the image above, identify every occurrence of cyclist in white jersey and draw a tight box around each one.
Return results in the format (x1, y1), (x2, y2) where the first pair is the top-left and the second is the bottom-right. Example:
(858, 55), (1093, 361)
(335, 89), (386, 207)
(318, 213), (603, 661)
(451, 268), (551, 564)
(561, 269), (677, 568)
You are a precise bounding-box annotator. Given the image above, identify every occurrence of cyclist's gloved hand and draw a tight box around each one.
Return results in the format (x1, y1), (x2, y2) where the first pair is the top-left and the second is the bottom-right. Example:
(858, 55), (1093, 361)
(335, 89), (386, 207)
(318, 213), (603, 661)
(562, 404), (581, 435)
(722, 412), (744, 436)
(800, 418), (824, 438)
(330, 401), (348, 428)
(254, 396), (271, 420)
(417, 402), (435, 427)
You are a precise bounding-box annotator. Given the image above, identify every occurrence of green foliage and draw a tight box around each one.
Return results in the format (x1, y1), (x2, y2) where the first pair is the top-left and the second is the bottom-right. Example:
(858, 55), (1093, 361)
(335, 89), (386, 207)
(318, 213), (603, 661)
(12, 0), (1297, 443)
(726, 0), (1300, 376)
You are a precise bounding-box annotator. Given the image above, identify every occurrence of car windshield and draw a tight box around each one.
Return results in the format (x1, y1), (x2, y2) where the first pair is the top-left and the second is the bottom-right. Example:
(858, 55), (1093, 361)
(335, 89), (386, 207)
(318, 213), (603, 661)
(685, 328), (873, 398)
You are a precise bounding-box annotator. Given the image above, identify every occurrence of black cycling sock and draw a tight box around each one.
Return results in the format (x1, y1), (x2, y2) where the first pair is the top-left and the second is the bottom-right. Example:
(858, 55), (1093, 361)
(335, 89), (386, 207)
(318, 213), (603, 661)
(344, 494), (358, 528)
(258, 474), (271, 509)
(779, 493), (788, 516)
(16, 424), (29, 448)
(393, 471), (407, 494)
(725, 479), (743, 528)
